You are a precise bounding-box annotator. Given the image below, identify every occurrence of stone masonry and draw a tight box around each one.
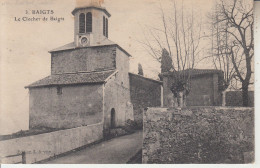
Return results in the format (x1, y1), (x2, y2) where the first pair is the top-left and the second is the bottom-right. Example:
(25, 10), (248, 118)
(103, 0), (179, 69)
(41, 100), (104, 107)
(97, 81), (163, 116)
(143, 107), (254, 164)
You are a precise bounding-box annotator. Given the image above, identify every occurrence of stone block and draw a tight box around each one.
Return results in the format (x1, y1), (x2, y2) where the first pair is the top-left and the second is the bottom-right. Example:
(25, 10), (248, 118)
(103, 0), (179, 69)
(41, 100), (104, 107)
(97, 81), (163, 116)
(243, 151), (254, 163)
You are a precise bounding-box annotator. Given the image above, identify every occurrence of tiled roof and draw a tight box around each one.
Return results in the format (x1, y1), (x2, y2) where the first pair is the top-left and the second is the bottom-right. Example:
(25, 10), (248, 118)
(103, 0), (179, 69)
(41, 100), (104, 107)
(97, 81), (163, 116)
(49, 38), (116, 53)
(25, 70), (117, 88)
(129, 73), (162, 85)
(49, 39), (131, 57)
(162, 69), (223, 77)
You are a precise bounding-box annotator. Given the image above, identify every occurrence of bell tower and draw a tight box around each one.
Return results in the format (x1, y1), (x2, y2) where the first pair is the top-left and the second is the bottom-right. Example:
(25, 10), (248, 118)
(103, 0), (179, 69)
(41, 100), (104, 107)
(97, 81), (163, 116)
(72, 0), (111, 47)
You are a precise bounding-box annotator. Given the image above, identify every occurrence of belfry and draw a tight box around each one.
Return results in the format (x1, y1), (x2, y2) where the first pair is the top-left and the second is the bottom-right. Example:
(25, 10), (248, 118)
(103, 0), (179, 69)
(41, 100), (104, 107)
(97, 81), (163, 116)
(72, 0), (110, 46)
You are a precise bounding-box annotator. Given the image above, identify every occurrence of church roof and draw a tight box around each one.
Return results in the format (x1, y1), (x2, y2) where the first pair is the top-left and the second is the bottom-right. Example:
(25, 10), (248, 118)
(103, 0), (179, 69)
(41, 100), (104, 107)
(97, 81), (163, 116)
(72, 6), (111, 17)
(49, 38), (115, 52)
(49, 39), (131, 57)
(25, 70), (117, 88)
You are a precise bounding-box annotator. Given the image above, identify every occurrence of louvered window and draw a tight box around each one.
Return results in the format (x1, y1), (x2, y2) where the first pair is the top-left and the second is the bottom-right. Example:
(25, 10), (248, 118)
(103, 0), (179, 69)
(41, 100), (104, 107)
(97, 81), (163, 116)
(106, 18), (108, 38)
(79, 13), (85, 33)
(86, 12), (92, 32)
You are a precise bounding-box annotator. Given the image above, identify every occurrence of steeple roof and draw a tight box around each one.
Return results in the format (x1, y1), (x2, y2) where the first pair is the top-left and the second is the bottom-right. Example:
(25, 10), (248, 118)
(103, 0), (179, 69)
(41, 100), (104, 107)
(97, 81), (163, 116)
(72, 6), (111, 17)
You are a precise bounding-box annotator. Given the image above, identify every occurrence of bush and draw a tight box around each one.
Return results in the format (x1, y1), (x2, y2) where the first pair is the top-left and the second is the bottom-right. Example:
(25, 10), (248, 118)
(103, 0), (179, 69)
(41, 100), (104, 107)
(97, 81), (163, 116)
(126, 119), (143, 130)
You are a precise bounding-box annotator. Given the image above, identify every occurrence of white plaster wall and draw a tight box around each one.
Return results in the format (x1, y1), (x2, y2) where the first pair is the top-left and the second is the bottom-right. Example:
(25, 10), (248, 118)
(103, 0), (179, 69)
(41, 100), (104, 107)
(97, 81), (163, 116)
(0, 123), (103, 164)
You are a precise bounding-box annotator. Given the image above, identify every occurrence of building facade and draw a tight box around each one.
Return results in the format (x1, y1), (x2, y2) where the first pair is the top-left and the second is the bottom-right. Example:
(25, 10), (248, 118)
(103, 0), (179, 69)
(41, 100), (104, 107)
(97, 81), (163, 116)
(162, 69), (224, 107)
(26, 2), (162, 131)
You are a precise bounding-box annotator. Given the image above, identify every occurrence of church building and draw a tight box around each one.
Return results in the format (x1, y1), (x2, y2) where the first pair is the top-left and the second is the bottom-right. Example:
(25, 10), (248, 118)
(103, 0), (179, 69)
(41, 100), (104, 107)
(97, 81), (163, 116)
(25, 1), (162, 132)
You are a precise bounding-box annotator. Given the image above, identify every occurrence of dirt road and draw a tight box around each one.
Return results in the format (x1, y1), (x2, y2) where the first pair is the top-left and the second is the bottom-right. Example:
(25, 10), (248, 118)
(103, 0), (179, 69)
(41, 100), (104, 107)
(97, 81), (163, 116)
(44, 131), (142, 164)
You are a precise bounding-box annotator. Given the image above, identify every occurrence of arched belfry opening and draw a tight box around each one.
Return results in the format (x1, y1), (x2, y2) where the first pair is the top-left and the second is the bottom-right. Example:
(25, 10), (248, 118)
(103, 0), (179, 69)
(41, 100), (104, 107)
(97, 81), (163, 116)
(79, 13), (86, 33)
(105, 18), (108, 38)
(86, 12), (92, 32)
(111, 108), (116, 128)
(72, 3), (111, 46)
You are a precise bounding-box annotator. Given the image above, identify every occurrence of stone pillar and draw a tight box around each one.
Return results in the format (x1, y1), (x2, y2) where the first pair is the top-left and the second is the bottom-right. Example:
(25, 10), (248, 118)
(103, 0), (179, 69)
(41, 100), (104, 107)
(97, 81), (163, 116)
(222, 90), (226, 106)
(179, 91), (184, 108)
(163, 77), (168, 107)
(161, 85), (164, 107)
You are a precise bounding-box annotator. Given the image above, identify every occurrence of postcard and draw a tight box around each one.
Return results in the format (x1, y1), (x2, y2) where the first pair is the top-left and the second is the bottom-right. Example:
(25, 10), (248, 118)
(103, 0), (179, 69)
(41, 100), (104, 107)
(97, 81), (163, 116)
(0, 0), (256, 165)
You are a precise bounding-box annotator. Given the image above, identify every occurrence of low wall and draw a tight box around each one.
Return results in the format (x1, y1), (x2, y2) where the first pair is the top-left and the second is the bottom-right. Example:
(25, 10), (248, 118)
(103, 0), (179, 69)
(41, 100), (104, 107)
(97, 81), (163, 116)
(0, 123), (103, 164)
(143, 107), (254, 164)
(226, 91), (254, 107)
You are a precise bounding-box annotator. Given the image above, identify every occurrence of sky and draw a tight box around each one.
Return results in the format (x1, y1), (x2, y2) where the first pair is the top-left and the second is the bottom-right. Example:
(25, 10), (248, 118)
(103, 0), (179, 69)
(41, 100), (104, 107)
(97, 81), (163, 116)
(0, 0), (256, 135)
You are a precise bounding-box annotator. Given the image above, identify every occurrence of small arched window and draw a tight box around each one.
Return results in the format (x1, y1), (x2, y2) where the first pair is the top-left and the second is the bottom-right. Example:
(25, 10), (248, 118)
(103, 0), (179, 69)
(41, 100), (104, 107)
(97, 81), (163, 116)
(103, 16), (106, 36)
(86, 12), (92, 32)
(106, 18), (108, 38)
(79, 13), (86, 33)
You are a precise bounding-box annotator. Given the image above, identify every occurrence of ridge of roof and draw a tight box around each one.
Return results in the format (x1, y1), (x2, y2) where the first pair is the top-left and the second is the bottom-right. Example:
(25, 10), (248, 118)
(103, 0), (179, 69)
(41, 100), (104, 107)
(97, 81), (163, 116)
(52, 69), (116, 75)
(25, 70), (117, 89)
(162, 69), (223, 77)
(49, 38), (116, 52)
(49, 39), (131, 57)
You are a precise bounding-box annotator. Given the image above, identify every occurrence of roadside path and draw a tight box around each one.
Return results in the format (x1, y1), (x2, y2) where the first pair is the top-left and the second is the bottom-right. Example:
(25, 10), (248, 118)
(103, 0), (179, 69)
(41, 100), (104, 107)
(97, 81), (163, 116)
(44, 131), (142, 164)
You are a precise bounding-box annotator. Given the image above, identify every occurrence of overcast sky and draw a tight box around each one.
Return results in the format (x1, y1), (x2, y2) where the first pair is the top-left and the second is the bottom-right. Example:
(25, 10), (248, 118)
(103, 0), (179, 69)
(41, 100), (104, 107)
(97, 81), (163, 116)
(0, 0), (256, 134)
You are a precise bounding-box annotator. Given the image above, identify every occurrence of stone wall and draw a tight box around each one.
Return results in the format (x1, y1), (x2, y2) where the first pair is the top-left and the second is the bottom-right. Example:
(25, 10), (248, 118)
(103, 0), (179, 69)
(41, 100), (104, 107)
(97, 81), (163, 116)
(226, 91), (254, 107)
(0, 123), (103, 164)
(163, 74), (222, 106)
(103, 48), (133, 130)
(143, 107), (254, 163)
(51, 46), (116, 74)
(129, 74), (162, 126)
(103, 75), (133, 130)
(29, 84), (103, 129)
(115, 48), (134, 124)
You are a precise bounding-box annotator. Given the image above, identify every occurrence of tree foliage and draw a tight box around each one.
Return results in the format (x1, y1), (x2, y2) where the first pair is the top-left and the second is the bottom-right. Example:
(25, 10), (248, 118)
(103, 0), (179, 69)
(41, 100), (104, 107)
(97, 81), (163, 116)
(161, 48), (173, 73)
(138, 63), (144, 76)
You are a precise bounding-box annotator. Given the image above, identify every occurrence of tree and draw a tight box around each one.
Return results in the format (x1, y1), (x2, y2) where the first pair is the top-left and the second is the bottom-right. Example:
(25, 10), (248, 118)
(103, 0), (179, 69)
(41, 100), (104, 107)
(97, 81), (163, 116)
(161, 48), (173, 73)
(207, 5), (235, 106)
(140, 0), (202, 107)
(211, 0), (253, 106)
(138, 63), (144, 76)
